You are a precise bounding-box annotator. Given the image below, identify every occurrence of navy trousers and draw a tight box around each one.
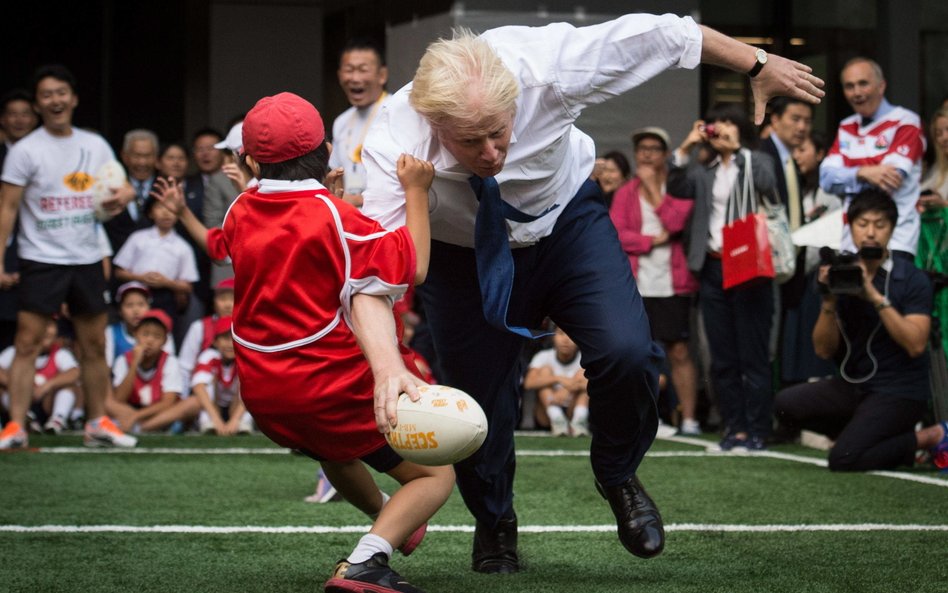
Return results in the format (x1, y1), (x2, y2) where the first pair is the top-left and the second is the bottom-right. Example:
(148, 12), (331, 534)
(699, 259), (774, 438)
(423, 187), (664, 526)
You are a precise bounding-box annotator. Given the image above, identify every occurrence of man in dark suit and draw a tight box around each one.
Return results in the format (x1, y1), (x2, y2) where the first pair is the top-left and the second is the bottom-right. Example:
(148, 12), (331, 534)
(761, 97), (813, 308)
(105, 129), (158, 252)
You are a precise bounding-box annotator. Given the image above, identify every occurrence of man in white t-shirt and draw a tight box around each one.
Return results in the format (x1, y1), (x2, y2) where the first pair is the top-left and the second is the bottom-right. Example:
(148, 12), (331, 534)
(327, 38), (389, 208)
(0, 64), (137, 449)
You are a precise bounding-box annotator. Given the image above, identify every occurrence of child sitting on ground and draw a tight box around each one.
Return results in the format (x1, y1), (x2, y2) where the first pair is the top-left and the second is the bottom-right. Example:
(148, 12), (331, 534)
(523, 325), (590, 437)
(105, 281), (176, 368)
(0, 319), (79, 434)
(153, 92), (452, 593)
(190, 315), (252, 435)
(106, 309), (192, 433)
(177, 277), (235, 390)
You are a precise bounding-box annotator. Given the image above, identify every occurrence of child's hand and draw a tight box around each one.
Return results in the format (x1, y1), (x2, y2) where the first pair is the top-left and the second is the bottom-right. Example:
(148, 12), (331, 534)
(222, 163), (250, 192)
(324, 167), (345, 199)
(150, 177), (185, 215)
(396, 154), (435, 193)
(373, 366), (429, 433)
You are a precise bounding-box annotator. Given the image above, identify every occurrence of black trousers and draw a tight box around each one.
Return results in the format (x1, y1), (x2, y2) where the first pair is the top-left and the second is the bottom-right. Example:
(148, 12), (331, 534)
(774, 377), (926, 471)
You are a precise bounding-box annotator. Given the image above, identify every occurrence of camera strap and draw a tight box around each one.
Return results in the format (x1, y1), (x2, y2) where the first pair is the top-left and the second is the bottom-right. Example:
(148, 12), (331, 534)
(836, 258), (893, 384)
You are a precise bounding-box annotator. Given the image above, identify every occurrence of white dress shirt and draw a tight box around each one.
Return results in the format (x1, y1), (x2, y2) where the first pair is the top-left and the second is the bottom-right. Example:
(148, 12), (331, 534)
(361, 14), (702, 248)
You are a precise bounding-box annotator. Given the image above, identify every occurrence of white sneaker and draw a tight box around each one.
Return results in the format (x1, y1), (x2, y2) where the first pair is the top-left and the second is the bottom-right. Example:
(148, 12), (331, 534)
(84, 417), (137, 448)
(678, 418), (701, 436)
(570, 418), (590, 437)
(656, 421), (677, 438)
(237, 416), (254, 434)
(198, 416), (215, 434)
(0, 422), (28, 449)
(44, 416), (66, 435)
(551, 416), (569, 437)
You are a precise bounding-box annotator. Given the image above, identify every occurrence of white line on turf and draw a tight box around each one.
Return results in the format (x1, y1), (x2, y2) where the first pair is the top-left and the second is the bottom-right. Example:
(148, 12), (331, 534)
(34, 443), (948, 488)
(1, 523), (946, 534)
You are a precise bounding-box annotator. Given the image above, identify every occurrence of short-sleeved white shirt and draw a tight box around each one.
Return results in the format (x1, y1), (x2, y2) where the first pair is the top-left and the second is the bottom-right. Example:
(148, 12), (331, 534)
(111, 352), (183, 404)
(1, 126), (116, 264)
(528, 348), (583, 378)
(113, 226), (199, 282)
(0, 345), (78, 376)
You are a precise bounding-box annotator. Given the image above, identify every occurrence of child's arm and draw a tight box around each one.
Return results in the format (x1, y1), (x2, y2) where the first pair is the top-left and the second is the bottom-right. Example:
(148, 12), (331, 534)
(396, 155), (434, 285)
(523, 366), (559, 391)
(134, 392), (178, 421)
(224, 397), (247, 433)
(193, 383), (226, 432)
(110, 347), (143, 404)
(351, 292), (427, 433)
(35, 368), (80, 401)
(151, 177), (210, 253)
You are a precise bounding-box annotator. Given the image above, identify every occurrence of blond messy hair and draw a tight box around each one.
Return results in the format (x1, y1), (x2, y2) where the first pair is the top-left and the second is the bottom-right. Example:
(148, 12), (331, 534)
(409, 28), (519, 133)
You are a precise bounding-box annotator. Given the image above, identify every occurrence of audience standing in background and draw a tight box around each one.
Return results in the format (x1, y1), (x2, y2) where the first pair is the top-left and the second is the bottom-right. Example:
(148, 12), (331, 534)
(592, 150), (631, 208)
(0, 89), (38, 351)
(107, 128), (159, 252)
(669, 104), (778, 451)
(916, 107), (948, 357)
(780, 131), (841, 386)
(0, 64), (137, 449)
(820, 57), (925, 259)
(610, 127), (700, 435)
(328, 38), (390, 208)
(113, 197), (199, 326)
(191, 127), (238, 288)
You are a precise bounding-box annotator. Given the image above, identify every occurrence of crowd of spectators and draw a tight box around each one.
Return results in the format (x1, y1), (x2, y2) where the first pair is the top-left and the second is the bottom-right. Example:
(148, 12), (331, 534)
(0, 50), (945, 472)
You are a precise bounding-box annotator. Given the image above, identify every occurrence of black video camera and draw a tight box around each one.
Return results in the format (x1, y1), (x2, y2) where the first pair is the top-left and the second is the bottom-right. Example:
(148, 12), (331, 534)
(818, 246), (884, 295)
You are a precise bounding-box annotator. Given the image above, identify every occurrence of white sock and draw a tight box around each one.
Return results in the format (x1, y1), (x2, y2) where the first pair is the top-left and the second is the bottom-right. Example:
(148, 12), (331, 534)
(572, 406), (589, 424)
(347, 533), (393, 564)
(547, 405), (566, 422)
(367, 491), (391, 520)
(51, 389), (76, 421)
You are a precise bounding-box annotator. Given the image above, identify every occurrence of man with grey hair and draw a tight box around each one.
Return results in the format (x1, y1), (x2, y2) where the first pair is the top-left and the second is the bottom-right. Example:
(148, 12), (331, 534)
(819, 57), (924, 259)
(362, 15), (823, 573)
(107, 128), (159, 251)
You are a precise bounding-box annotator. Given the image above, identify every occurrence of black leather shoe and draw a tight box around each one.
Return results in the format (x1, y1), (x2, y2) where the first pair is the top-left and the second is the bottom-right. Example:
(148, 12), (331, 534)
(597, 475), (665, 559)
(472, 513), (520, 573)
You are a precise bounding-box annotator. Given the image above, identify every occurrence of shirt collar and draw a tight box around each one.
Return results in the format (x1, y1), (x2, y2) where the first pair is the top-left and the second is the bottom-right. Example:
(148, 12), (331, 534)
(865, 97), (894, 124)
(769, 134), (792, 166)
(256, 178), (326, 194)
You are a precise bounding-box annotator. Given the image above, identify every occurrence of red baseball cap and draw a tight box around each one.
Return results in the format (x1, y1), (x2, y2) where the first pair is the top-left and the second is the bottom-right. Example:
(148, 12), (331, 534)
(242, 92), (325, 164)
(139, 309), (173, 333)
(214, 277), (235, 292)
(212, 316), (233, 338)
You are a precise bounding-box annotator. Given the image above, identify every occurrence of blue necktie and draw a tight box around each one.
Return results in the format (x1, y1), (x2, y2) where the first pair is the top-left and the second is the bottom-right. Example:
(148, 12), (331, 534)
(470, 175), (553, 339)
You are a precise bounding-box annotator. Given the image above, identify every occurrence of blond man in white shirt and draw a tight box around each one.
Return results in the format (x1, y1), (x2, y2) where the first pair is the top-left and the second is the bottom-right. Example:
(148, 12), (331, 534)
(361, 15), (824, 573)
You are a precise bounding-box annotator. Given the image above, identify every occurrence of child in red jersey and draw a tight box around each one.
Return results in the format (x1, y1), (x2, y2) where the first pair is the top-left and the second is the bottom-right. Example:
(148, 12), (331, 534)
(153, 92), (450, 593)
(106, 309), (193, 436)
(190, 315), (252, 435)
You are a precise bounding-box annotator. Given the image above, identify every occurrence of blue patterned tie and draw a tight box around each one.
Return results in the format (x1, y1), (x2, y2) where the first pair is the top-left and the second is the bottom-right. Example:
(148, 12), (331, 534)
(470, 175), (552, 339)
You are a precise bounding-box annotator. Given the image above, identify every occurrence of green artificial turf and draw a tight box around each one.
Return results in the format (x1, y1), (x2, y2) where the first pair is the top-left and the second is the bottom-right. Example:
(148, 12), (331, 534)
(0, 434), (944, 593)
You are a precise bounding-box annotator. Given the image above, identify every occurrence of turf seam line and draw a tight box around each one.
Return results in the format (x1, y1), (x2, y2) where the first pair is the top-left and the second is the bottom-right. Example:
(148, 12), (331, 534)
(2, 523), (947, 534)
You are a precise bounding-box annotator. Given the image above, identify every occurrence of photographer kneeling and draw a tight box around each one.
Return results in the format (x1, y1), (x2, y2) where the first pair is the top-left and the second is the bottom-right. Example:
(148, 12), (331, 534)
(775, 188), (948, 471)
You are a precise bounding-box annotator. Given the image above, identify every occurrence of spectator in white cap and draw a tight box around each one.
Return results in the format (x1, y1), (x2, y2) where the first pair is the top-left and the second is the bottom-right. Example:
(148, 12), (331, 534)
(215, 121), (253, 194)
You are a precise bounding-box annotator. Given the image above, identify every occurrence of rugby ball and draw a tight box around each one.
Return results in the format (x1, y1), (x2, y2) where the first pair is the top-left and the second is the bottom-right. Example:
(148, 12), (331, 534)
(386, 384), (488, 466)
(91, 160), (128, 221)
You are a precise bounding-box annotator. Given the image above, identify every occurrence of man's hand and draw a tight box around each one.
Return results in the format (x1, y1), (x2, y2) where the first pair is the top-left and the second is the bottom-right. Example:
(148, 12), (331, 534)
(857, 165), (903, 194)
(917, 191), (948, 212)
(150, 177), (186, 215)
(372, 365), (428, 433)
(750, 53), (825, 125)
(0, 271), (19, 290)
(396, 154), (435, 193)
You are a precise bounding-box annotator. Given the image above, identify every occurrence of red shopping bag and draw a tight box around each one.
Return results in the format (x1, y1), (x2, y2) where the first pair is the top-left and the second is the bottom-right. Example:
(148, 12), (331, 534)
(721, 211), (775, 289)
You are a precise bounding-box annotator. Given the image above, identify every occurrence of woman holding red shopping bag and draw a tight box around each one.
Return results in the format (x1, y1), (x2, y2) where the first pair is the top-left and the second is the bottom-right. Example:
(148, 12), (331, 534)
(667, 103), (778, 452)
